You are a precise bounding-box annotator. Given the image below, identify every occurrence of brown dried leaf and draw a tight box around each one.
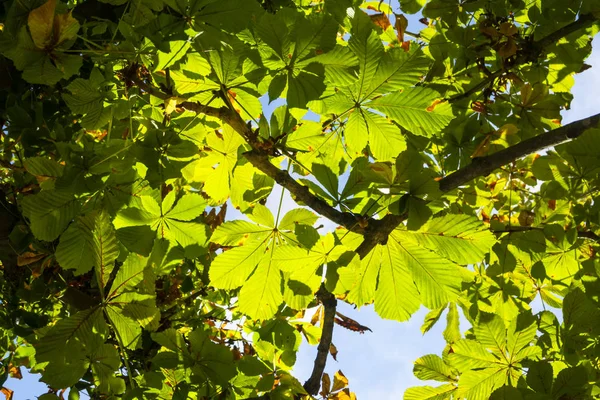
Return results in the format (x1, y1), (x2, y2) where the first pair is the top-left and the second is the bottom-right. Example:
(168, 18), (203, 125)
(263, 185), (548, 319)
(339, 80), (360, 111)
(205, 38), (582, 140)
(394, 13), (408, 43)
(370, 13), (391, 30)
(320, 373), (331, 398)
(311, 305), (323, 326)
(329, 343), (338, 361)
(8, 365), (22, 380)
(334, 311), (372, 334)
(497, 37), (517, 58)
(0, 387), (13, 400)
(17, 252), (45, 266)
(499, 22), (518, 37)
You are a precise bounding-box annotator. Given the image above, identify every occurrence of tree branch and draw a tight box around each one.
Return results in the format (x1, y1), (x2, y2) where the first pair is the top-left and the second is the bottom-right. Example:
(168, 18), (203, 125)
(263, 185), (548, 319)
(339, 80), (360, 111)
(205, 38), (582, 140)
(130, 74), (366, 234)
(446, 13), (598, 103)
(243, 150), (365, 234)
(438, 112), (600, 192)
(303, 286), (337, 396)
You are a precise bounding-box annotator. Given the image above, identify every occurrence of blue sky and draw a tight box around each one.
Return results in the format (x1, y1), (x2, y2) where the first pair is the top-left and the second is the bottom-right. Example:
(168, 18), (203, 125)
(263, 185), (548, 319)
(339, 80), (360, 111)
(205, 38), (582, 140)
(5, 6), (600, 400)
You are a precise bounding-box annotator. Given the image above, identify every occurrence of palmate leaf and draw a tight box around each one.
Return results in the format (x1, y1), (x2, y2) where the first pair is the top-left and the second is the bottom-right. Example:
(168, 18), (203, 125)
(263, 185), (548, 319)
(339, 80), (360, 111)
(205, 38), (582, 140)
(258, 10), (336, 107)
(346, 229), (463, 320)
(114, 193), (209, 256)
(447, 313), (541, 399)
(210, 207), (323, 319)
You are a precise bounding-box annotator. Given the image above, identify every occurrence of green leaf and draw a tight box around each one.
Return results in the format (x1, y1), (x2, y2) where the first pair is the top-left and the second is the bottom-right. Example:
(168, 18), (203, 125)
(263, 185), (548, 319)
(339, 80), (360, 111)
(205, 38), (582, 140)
(374, 240), (421, 320)
(361, 109), (407, 161)
(448, 339), (502, 372)
(278, 208), (318, 231)
(394, 214), (497, 265)
(36, 307), (107, 363)
(24, 157), (64, 177)
(526, 361), (553, 394)
(188, 329), (236, 384)
(55, 214), (95, 274)
(456, 368), (507, 400)
(369, 88), (454, 136)
(413, 354), (457, 382)
(93, 210), (119, 292)
(238, 256), (284, 320)
(389, 232), (462, 309)
(90, 344), (124, 394)
(182, 126), (245, 205)
(211, 220), (272, 246)
(210, 240), (267, 289)
(404, 384), (457, 400)
(443, 303), (461, 344)
(22, 190), (80, 241)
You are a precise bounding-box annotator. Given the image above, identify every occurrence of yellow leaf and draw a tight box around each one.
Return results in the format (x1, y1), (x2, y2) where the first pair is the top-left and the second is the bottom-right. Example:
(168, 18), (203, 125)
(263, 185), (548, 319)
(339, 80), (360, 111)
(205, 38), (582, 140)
(470, 134), (492, 158)
(332, 370), (349, 392)
(28, 0), (80, 50)
(165, 97), (178, 114)
(54, 11), (80, 46)
(165, 97), (185, 114)
(17, 252), (45, 266)
(496, 124), (519, 137)
(28, 0), (57, 49)
(330, 389), (355, 400)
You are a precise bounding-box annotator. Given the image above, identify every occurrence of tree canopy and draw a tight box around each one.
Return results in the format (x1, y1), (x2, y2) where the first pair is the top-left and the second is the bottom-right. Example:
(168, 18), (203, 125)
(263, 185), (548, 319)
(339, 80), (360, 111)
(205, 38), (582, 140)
(1, 0), (600, 398)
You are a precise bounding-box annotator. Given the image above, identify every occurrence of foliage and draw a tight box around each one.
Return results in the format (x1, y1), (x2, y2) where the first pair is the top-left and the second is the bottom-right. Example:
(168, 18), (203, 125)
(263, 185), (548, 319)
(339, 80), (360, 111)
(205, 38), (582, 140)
(0, 0), (599, 398)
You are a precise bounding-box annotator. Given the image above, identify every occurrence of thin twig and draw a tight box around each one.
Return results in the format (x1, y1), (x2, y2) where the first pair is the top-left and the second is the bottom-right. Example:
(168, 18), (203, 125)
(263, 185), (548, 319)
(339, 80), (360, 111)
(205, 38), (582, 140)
(446, 13), (598, 103)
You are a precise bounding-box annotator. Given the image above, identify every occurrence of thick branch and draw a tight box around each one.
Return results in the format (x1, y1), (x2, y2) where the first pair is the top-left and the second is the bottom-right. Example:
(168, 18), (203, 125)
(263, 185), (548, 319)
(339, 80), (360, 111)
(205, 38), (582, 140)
(447, 13), (598, 103)
(303, 286), (337, 396)
(439, 113), (600, 192)
(354, 213), (407, 258)
(243, 150), (365, 234)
